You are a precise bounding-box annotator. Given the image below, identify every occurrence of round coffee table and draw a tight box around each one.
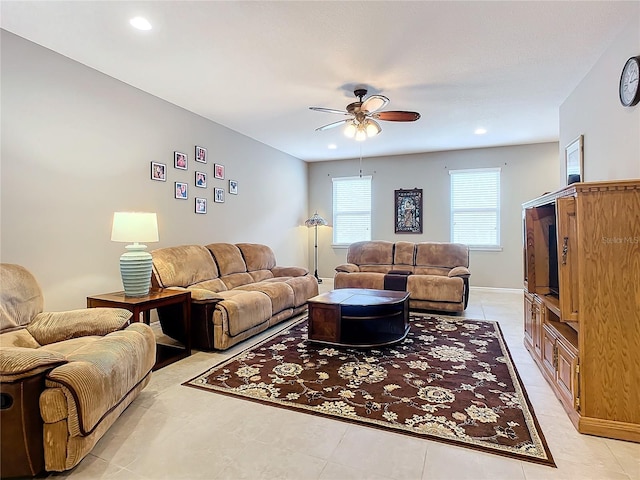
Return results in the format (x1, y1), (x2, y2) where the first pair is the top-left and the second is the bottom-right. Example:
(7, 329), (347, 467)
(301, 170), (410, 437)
(307, 288), (410, 347)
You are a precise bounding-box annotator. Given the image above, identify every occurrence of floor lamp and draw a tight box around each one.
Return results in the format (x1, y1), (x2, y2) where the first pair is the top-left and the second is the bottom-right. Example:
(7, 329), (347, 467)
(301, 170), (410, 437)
(305, 212), (328, 284)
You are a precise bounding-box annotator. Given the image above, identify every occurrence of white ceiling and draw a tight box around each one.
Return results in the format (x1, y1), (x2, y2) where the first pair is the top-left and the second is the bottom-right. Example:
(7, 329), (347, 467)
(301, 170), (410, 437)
(1, 1), (637, 162)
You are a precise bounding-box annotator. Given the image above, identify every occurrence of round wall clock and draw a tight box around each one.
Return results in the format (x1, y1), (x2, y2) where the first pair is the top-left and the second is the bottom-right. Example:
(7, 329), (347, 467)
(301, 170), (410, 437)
(619, 55), (640, 107)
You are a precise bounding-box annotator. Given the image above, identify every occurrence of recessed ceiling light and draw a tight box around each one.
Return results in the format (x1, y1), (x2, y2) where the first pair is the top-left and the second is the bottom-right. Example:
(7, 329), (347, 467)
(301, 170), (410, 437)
(328, 144), (337, 150)
(130, 17), (152, 31)
(474, 128), (487, 135)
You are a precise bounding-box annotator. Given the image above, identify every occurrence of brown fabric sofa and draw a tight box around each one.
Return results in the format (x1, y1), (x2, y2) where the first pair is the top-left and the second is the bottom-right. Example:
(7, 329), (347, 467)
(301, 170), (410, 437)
(0, 264), (156, 477)
(334, 241), (470, 312)
(151, 243), (318, 350)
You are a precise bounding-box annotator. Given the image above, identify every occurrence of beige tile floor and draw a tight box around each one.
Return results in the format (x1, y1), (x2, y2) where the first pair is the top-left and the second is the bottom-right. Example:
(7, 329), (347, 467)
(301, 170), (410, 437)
(49, 281), (639, 480)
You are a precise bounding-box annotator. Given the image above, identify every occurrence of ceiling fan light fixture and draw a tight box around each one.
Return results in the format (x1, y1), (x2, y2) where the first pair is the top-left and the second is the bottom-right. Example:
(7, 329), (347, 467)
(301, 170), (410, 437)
(365, 119), (381, 138)
(344, 122), (357, 138)
(355, 126), (367, 142)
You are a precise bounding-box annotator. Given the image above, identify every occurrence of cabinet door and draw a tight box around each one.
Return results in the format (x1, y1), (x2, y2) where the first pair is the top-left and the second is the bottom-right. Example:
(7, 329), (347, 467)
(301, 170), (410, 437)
(541, 324), (557, 381)
(556, 196), (579, 322)
(524, 293), (534, 352)
(533, 296), (544, 358)
(556, 338), (579, 411)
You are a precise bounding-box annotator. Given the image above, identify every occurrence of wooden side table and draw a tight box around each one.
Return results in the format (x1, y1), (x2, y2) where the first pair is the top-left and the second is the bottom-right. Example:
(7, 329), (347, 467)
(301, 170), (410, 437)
(87, 289), (191, 370)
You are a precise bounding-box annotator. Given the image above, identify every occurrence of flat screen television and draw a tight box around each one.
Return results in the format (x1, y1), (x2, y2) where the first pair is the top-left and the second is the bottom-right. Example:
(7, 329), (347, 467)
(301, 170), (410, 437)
(548, 224), (559, 295)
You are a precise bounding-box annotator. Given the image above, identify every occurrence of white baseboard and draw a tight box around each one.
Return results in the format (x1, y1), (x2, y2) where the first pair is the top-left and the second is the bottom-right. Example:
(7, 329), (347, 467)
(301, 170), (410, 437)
(470, 286), (523, 294)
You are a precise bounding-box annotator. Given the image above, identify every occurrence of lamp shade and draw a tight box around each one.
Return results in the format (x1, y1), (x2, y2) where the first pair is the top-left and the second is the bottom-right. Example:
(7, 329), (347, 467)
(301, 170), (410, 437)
(111, 212), (159, 243)
(305, 212), (328, 227)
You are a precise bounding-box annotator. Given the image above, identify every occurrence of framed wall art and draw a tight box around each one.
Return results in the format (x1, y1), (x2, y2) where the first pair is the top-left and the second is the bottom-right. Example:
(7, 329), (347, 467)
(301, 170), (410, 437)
(195, 146), (207, 163)
(214, 163), (225, 179)
(394, 188), (423, 234)
(565, 135), (583, 185)
(229, 179), (238, 195)
(174, 151), (188, 170)
(195, 171), (207, 188)
(151, 162), (166, 181)
(195, 197), (207, 214)
(214, 187), (225, 203)
(175, 182), (188, 200)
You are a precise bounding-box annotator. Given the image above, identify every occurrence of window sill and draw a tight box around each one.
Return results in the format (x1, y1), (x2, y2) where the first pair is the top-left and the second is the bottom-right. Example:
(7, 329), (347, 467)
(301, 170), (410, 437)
(469, 246), (503, 252)
(331, 244), (350, 249)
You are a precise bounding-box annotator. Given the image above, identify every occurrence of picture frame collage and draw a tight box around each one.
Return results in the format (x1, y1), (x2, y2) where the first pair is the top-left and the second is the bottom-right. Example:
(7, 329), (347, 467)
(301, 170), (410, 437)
(150, 145), (239, 214)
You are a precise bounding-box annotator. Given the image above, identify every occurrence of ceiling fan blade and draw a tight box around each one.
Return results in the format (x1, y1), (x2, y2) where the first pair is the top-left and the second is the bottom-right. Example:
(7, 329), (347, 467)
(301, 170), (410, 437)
(309, 107), (350, 115)
(373, 111), (421, 122)
(315, 119), (350, 131)
(361, 95), (389, 113)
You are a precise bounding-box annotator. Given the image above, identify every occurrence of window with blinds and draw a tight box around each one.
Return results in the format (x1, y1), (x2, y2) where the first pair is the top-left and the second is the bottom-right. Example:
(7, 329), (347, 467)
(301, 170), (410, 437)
(332, 176), (372, 245)
(449, 168), (501, 249)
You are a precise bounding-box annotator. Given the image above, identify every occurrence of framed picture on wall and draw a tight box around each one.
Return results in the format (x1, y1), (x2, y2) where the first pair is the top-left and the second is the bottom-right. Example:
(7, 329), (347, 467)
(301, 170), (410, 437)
(195, 171), (207, 188)
(151, 162), (166, 181)
(229, 179), (238, 195)
(214, 163), (225, 179)
(174, 151), (188, 170)
(394, 188), (423, 234)
(175, 182), (188, 199)
(195, 146), (207, 163)
(195, 197), (207, 214)
(214, 187), (225, 203)
(565, 135), (583, 185)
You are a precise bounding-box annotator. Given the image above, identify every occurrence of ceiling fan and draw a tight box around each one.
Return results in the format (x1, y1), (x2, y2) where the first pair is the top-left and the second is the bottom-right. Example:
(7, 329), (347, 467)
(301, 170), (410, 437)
(310, 88), (421, 141)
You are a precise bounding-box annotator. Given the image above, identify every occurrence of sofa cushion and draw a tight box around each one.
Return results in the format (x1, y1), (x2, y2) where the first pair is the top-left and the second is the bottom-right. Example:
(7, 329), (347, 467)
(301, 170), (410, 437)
(346, 241), (394, 265)
(152, 245), (219, 288)
(191, 278), (228, 293)
(235, 282), (294, 315)
(237, 243), (277, 272)
(249, 270), (275, 282)
(0, 264), (44, 333)
(28, 309), (131, 345)
(0, 328), (41, 349)
(207, 243), (247, 275)
(334, 272), (385, 290)
(284, 276), (319, 308)
(407, 275), (464, 303)
(415, 242), (469, 268)
(414, 266), (451, 276)
(359, 265), (394, 274)
(44, 324), (155, 437)
(393, 241), (415, 266)
(220, 273), (255, 290)
(214, 291), (272, 337)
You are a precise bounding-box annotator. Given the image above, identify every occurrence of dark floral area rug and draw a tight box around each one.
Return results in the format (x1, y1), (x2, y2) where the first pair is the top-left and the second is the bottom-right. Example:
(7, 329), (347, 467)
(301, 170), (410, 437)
(185, 314), (555, 466)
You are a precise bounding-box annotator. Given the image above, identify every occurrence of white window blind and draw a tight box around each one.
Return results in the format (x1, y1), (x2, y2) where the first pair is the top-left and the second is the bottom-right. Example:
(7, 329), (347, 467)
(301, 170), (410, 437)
(449, 168), (501, 248)
(332, 176), (372, 245)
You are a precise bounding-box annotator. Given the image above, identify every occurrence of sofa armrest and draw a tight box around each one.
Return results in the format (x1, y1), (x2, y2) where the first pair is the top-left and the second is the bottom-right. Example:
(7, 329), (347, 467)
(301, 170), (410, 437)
(448, 266), (470, 278)
(335, 263), (360, 273)
(26, 309), (132, 346)
(0, 346), (67, 382)
(271, 266), (309, 277)
(185, 287), (225, 303)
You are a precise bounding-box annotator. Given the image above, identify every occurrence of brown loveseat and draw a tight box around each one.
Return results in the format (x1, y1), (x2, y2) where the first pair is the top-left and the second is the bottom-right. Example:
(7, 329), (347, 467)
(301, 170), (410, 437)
(0, 264), (156, 477)
(151, 243), (318, 350)
(334, 241), (470, 312)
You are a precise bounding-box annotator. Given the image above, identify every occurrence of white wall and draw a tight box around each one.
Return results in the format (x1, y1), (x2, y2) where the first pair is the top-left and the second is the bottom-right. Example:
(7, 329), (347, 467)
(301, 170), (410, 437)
(559, 15), (640, 183)
(308, 143), (558, 288)
(0, 31), (309, 311)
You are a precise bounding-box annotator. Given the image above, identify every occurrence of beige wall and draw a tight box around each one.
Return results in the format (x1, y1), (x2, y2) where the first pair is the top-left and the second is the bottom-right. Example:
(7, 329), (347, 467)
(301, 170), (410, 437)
(0, 31), (309, 311)
(308, 143), (558, 288)
(559, 15), (640, 183)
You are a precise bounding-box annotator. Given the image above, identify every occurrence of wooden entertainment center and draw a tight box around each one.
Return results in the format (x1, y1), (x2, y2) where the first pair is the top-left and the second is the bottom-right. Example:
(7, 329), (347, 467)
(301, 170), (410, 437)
(522, 179), (639, 442)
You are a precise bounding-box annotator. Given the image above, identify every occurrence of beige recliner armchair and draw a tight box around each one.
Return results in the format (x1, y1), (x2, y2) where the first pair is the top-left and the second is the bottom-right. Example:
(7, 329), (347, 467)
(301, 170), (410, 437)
(0, 264), (156, 477)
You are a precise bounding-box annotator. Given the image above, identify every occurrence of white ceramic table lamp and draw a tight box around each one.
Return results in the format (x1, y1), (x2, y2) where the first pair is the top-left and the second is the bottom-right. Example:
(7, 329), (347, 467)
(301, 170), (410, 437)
(111, 212), (159, 297)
